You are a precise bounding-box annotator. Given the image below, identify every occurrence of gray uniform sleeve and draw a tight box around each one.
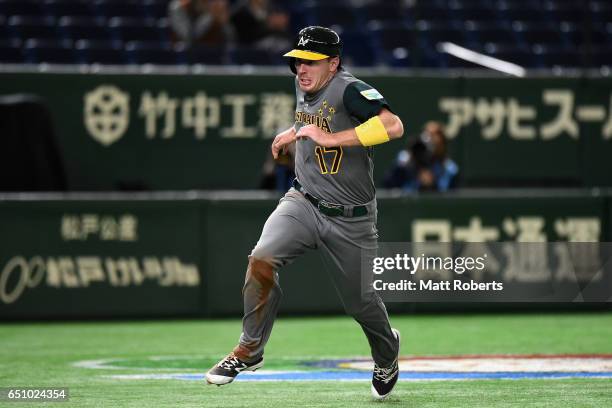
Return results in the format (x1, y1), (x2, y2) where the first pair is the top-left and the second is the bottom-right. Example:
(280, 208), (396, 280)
(343, 81), (391, 124)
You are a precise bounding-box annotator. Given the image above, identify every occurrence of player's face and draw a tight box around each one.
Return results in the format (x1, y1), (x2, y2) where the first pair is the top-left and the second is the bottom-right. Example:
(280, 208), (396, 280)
(294, 57), (339, 94)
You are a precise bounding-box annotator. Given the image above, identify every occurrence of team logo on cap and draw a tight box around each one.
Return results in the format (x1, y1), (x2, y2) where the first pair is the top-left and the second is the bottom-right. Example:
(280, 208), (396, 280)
(297, 36), (309, 46)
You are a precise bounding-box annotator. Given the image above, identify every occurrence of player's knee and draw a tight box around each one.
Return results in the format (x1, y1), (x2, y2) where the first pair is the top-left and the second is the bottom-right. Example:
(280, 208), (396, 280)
(246, 256), (278, 287)
(248, 255), (275, 270)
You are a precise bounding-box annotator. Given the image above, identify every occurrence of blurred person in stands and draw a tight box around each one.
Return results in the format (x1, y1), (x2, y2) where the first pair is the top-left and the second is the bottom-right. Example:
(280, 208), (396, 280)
(259, 146), (295, 192)
(231, 0), (291, 53)
(168, 0), (236, 47)
(384, 121), (458, 192)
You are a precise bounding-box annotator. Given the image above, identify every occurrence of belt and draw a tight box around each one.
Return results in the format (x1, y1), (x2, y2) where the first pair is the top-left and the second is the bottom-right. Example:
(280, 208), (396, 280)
(292, 179), (368, 218)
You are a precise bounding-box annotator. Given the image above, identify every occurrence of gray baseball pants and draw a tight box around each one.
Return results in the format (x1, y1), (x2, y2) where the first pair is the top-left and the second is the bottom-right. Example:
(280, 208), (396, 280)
(232, 188), (398, 367)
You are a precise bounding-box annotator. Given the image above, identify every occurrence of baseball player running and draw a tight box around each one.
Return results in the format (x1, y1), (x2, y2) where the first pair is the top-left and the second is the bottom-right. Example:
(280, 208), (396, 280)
(206, 26), (404, 400)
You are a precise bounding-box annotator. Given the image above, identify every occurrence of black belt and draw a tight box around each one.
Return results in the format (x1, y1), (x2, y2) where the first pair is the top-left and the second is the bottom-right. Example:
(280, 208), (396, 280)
(292, 179), (368, 218)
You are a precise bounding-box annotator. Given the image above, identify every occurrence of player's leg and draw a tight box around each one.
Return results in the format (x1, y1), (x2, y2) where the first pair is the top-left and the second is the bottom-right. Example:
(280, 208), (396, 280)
(206, 190), (318, 385)
(319, 212), (400, 398)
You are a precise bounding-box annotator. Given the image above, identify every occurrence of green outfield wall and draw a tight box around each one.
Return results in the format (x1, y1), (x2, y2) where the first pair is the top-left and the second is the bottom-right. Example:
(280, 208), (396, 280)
(1, 72), (611, 190)
(0, 189), (610, 319)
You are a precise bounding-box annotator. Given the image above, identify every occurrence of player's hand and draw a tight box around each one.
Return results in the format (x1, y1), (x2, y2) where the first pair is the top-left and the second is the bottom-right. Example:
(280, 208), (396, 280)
(296, 124), (333, 147)
(272, 127), (297, 159)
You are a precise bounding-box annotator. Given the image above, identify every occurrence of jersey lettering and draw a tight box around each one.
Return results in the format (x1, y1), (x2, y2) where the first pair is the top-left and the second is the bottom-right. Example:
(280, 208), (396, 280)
(295, 111), (332, 133)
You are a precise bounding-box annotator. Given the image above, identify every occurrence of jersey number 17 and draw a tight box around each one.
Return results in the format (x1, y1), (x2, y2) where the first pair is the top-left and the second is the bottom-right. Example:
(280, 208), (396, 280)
(314, 146), (343, 174)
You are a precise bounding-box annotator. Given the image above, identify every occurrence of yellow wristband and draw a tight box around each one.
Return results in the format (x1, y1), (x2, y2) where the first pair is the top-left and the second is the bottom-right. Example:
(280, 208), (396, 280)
(355, 116), (390, 146)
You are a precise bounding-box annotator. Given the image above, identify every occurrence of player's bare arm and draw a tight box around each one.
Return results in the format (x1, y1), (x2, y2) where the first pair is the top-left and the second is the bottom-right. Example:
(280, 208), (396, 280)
(296, 108), (403, 148)
(271, 126), (297, 159)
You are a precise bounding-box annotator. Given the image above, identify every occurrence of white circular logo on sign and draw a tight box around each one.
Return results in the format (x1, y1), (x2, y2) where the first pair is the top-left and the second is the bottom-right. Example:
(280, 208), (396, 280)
(84, 85), (130, 146)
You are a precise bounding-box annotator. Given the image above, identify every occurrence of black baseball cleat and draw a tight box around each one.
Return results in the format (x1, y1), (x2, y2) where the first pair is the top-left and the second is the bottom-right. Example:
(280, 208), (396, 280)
(371, 328), (401, 400)
(205, 353), (264, 386)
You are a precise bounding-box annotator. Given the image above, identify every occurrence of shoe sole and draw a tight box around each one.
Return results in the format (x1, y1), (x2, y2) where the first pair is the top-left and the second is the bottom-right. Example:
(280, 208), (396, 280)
(205, 359), (264, 386)
(371, 328), (401, 400)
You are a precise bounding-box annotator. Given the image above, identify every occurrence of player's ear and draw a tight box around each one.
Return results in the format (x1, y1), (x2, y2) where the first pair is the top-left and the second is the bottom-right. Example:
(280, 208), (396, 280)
(329, 57), (339, 71)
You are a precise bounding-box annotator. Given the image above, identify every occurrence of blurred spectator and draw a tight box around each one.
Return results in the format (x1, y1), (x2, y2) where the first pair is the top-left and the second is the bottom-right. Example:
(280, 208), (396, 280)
(168, 0), (236, 47)
(383, 121), (459, 192)
(231, 0), (291, 53)
(259, 148), (295, 192)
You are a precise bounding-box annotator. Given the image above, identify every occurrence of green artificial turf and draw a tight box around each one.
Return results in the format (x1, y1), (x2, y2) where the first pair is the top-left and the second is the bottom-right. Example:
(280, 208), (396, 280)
(1, 313), (611, 407)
